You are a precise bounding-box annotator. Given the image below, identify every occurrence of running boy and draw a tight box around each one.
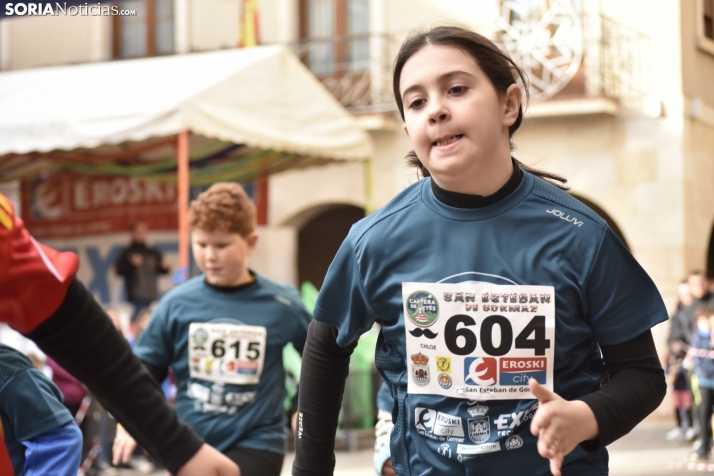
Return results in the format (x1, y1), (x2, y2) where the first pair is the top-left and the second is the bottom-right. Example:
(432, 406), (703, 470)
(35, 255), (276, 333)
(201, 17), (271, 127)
(293, 25), (667, 476)
(114, 183), (311, 476)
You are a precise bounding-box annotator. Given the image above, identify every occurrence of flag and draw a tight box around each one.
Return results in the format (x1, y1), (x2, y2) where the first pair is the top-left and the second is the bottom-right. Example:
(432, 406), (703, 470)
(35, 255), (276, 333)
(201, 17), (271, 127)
(239, 0), (259, 48)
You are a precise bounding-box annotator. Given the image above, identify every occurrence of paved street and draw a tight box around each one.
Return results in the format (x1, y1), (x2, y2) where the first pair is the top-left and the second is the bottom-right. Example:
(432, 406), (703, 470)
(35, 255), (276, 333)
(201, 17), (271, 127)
(100, 416), (711, 476)
(281, 418), (713, 476)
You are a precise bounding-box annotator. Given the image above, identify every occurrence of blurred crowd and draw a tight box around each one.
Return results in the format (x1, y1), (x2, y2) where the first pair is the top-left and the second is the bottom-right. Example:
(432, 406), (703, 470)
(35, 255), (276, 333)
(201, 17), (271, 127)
(665, 270), (714, 461)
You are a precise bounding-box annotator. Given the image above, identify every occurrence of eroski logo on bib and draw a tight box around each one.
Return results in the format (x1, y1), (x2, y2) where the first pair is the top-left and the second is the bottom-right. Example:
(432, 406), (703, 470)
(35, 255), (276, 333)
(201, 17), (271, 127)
(464, 357), (497, 386)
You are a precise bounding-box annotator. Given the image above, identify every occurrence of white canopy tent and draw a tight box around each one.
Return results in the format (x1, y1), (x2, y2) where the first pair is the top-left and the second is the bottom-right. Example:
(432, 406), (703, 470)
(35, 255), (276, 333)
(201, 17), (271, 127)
(0, 45), (373, 270)
(0, 44), (372, 159)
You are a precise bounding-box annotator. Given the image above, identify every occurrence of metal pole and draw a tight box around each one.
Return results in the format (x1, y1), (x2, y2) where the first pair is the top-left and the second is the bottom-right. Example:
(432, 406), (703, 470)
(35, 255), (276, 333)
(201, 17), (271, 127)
(177, 130), (189, 280)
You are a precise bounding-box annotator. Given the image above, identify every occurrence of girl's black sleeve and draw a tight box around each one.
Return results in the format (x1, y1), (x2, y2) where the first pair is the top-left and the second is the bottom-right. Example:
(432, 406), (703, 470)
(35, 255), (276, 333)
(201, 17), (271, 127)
(292, 320), (358, 476)
(577, 329), (666, 451)
(25, 278), (203, 474)
(142, 360), (170, 386)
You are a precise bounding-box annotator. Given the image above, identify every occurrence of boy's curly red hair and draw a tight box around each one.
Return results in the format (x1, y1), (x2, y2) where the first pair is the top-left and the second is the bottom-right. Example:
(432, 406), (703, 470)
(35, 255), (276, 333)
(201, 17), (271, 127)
(189, 183), (256, 237)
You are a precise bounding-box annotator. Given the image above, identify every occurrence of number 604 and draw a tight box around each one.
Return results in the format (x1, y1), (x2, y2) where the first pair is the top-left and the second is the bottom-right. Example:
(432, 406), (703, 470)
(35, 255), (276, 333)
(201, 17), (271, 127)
(444, 315), (550, 356)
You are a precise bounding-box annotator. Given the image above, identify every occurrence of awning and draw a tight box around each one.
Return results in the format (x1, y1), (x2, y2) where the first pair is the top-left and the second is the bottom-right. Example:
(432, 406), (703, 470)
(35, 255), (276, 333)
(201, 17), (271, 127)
(0, 44), (372, 170)
(0, 45), (374, 272)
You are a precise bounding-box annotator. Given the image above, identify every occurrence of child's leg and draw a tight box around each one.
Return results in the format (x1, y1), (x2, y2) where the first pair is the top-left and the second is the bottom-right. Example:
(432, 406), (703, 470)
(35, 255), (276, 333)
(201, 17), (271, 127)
(699, 387), (714, 452)
(686, 407), (694, 428)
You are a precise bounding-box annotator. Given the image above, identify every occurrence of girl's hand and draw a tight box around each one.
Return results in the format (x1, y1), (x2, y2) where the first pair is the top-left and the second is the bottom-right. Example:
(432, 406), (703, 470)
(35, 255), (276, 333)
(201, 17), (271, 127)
(112, 425), (138, 466)
(529, 379), (599, 476)
(175, 444), (240, 476)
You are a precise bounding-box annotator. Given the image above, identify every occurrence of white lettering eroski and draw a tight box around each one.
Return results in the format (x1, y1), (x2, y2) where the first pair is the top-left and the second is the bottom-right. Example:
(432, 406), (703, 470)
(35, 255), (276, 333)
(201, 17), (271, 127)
(415, 407), (465, 438)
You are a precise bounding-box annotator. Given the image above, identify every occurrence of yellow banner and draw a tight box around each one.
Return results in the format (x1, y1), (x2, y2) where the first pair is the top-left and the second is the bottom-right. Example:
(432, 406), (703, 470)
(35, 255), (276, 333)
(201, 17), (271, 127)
(239, 0), (259, 47)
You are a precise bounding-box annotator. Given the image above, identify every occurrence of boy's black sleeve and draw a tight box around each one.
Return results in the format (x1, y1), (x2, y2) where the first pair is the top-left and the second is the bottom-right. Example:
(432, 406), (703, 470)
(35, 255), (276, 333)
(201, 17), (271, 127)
(26, 278), (203, 474)
(577, 329), (666, 451)
(292, 320), (357, 476)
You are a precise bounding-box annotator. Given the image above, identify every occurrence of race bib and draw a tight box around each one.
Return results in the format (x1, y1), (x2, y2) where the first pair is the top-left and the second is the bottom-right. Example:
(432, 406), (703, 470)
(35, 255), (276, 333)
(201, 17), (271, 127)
(188, 322), (267, 385)
(403, 282), (555, 400)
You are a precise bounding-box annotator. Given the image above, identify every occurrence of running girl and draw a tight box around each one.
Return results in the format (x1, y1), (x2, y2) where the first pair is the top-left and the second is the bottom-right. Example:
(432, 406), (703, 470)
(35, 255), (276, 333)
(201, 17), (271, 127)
(292, 25), (667, 476)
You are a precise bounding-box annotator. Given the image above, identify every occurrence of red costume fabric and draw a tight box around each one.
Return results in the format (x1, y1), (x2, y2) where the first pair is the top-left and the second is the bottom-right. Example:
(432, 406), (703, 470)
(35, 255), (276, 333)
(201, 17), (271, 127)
(0, 193), (79, 334)
(0, 193), (79, 475)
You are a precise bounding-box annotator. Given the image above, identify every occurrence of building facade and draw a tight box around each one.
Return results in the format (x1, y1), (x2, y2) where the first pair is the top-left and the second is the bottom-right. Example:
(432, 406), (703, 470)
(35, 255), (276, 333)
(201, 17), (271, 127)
(2, 0), (714, 365)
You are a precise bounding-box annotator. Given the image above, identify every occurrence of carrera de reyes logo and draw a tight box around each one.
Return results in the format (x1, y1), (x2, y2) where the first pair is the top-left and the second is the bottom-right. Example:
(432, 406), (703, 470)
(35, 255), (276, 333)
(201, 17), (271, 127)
(406, 291), (439, 327)
(192, 327), (209, 350)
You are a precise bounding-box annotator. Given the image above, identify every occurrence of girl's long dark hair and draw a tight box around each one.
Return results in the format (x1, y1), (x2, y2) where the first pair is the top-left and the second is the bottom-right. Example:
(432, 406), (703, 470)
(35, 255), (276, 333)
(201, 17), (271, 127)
(393, 25), (568, 190)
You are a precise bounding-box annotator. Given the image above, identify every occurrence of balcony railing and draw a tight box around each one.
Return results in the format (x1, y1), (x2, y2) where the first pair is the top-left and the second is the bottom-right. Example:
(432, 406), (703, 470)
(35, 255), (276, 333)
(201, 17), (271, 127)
(288, 14), (650, 115)
(595, 14), (651, 106)
(289, 33), (400, 113)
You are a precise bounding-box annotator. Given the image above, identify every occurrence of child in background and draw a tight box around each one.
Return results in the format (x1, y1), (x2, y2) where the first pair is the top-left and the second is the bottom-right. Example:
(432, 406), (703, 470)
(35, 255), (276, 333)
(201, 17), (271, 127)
(666, 280), (696, 442)
(0, 343), (82, 476)
(113, 183), (311, 476)
(665, 347), (696, 442)
(686, 306), (714, 460)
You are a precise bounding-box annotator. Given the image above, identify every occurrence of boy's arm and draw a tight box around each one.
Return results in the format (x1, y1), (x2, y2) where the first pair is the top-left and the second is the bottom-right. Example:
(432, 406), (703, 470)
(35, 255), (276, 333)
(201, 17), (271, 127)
(23, 422), (82, 476)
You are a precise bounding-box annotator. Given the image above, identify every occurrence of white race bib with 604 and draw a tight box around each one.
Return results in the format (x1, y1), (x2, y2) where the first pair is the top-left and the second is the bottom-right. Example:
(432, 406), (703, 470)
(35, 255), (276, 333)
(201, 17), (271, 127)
(188, 322), (266, 385)
(403, 282), (555, 400)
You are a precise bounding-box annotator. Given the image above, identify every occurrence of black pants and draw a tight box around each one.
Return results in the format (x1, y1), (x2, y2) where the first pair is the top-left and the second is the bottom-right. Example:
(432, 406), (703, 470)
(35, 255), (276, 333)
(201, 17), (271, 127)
(224, 447), (284, 476)
(699, 386), (714, 451)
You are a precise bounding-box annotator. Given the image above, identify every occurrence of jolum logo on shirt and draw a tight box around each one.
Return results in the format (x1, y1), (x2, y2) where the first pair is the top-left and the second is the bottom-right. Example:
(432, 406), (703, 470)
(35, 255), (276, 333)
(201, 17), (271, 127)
(546, 208), (583, 227)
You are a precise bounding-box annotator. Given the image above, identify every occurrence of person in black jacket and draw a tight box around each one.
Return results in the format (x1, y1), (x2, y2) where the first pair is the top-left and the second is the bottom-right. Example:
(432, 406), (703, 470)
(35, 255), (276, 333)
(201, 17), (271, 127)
(115, 221), (170, 320)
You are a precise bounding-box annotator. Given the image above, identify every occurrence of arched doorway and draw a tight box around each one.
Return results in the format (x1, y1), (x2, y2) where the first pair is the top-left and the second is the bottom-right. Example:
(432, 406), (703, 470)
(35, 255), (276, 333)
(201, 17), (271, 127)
(297, 204), (365, 290)
(571, 194), (630, 250)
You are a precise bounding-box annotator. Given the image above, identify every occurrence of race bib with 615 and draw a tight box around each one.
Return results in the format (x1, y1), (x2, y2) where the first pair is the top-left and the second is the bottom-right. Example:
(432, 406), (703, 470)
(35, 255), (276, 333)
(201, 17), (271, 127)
(403, 282), (555, 400)
(188, 322), (267, 385)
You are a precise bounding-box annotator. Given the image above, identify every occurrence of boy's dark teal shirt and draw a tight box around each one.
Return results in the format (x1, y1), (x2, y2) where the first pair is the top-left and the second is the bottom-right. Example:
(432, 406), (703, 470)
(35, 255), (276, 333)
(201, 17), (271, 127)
(134, 272), (312, 455)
